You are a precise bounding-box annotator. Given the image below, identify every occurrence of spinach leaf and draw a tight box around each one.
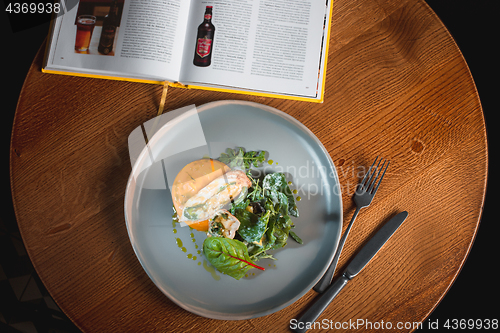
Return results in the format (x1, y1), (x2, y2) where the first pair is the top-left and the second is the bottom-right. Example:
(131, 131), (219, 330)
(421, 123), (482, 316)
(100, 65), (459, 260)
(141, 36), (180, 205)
(262, 173), (299, 217)
(262, 200), (277, 247)
(230, 198), (249, 215)
(270, 215), (293, 250)
(264, 215), (277, 250)
(234, 209), (270, 244)
(203, 237), (264, 280)
(260, 203), (295, 251)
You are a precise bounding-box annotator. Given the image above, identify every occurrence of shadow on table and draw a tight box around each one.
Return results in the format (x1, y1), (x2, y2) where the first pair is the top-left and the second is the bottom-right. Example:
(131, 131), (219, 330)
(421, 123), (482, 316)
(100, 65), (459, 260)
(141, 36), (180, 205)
(0, 215), (81, 333)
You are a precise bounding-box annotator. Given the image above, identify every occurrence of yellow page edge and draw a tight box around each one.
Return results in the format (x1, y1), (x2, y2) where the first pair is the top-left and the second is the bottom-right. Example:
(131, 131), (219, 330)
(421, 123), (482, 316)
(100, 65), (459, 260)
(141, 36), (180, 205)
(41, 69), (323, 102)
(319, 0), (335, 104)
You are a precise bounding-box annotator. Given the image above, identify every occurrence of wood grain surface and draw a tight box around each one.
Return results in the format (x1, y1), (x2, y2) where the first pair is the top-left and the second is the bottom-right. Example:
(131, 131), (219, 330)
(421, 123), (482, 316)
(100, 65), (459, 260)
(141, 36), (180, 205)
(10, 0), (487, 332)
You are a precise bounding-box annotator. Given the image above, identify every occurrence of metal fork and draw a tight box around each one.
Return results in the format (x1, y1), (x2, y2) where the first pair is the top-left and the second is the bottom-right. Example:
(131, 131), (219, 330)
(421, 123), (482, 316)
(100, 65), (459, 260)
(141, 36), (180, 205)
(313, 156), (390, 293)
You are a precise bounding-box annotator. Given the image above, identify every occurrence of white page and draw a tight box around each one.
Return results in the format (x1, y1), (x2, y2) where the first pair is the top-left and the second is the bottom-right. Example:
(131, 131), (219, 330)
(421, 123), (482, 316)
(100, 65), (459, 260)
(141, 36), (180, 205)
(45, 0), (192, 81)
(179, 0), (328, 98)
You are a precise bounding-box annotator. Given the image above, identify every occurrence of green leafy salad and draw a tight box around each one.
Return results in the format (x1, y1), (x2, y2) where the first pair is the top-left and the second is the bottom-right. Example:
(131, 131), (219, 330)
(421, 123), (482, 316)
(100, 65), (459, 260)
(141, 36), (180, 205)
(202, 148), (303, 280)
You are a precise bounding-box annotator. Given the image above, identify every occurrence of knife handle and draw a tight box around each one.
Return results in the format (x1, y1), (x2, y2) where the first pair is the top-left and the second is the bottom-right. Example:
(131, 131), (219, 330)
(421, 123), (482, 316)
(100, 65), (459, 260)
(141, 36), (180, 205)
(292, 274), (350, 333)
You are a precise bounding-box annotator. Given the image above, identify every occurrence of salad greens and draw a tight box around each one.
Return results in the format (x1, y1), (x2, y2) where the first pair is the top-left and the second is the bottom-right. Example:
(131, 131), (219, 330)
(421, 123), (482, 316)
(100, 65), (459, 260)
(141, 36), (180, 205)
(203, 237), (264, 280)
(202, 148), (302, 279)
(219, 147), (266, 170)
(233, 207), (269, 245)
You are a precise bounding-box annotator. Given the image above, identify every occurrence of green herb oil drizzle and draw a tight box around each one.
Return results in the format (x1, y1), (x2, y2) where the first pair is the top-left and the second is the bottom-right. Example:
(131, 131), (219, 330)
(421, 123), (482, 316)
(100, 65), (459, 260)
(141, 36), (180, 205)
(173, 207), (218, 279)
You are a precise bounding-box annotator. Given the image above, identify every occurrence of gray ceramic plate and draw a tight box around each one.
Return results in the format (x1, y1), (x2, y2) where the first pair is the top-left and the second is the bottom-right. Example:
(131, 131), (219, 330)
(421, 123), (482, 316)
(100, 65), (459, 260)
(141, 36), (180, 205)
(124, 100), (342, 320)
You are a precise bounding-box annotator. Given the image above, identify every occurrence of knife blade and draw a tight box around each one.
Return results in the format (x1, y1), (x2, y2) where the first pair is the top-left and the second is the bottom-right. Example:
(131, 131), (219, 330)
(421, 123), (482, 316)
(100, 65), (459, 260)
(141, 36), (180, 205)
(291, 211), (409, 333)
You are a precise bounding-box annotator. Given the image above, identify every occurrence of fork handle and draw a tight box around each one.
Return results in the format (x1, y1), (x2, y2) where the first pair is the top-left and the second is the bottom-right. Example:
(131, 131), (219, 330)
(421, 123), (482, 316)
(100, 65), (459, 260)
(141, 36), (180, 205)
(312, 207), (361, 293)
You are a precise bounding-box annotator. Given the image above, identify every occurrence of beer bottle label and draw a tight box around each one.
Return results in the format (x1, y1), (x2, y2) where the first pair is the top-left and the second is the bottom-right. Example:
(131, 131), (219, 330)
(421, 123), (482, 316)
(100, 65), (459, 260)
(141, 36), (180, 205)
(100, 27), (116, 48)
(204, 14), (212, 20)
(196, 37), (212, 58)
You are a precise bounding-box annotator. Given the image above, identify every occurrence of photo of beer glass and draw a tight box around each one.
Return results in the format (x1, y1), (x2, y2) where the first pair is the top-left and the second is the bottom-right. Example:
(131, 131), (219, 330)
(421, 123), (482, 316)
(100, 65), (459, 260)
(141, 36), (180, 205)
(75, 15), (96, 52)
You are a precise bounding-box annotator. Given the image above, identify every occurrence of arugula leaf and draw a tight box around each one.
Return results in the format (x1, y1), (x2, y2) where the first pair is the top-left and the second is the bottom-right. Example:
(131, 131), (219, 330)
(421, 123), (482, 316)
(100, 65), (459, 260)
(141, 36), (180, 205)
(219, 147), (266, 170)
(248, 241), (277, 261)
(203, 237), (264, 280)
(247, 176), (264, 202)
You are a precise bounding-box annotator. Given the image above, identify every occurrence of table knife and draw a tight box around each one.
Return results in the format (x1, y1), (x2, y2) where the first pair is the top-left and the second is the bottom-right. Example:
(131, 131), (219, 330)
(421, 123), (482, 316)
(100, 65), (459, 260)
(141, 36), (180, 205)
(292, 211), (409, 333)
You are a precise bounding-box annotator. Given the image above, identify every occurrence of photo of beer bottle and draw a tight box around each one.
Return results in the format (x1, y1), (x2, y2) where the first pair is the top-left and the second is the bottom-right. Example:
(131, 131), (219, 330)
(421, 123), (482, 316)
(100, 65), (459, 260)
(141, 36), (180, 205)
(98, 0), (120, 55)
(193, 6), (215, 67)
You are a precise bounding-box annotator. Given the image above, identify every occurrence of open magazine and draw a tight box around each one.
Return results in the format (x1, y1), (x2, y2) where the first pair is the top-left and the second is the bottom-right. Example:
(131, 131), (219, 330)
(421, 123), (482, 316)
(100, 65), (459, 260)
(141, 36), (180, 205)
(43, 0), (333, 102)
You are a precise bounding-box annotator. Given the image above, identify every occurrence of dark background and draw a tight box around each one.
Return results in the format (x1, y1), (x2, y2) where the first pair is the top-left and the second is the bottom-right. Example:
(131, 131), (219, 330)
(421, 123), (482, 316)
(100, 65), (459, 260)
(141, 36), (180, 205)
(1, 0), (498, 332)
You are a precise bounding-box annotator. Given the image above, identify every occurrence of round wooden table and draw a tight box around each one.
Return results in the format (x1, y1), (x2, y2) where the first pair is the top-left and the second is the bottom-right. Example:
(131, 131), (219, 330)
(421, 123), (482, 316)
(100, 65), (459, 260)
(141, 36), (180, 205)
(10, 0), (487, 331)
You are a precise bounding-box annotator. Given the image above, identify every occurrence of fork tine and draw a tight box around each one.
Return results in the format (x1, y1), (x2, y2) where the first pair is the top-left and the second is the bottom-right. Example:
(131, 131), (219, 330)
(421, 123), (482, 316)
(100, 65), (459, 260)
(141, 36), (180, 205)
(359, 156), (379, 189)
(371, 159), (389, 194)
(363, 157), (382, 191)
(367, 158), (387, 193)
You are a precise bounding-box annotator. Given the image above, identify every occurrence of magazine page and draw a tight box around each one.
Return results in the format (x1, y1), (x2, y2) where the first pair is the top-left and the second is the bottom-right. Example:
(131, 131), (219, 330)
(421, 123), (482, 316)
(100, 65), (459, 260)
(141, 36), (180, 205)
(179, 0), (329, 98)
(44, 0), (192, 82)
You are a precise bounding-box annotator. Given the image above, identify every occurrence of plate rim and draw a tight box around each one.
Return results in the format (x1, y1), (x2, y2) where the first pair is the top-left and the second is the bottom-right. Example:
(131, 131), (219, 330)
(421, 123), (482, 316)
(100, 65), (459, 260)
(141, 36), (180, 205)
(124, 100), (343, 320)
